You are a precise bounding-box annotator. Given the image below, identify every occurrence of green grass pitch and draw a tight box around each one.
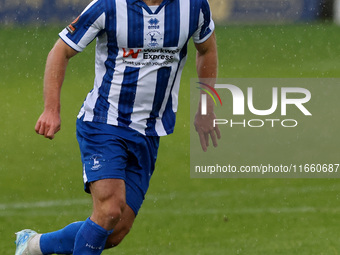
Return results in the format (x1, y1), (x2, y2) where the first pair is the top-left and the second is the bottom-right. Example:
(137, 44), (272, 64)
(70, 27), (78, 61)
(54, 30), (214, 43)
(1, 23), (340, 254)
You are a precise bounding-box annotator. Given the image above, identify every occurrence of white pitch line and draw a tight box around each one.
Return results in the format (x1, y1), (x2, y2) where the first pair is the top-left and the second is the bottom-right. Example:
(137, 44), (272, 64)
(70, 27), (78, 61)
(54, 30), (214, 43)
(1, 197), (340, 217)
(0, 198), (90, 210)
(141, 206), (340, 216)
(2, 185), (340, 216)
(1, 184), (338, 212)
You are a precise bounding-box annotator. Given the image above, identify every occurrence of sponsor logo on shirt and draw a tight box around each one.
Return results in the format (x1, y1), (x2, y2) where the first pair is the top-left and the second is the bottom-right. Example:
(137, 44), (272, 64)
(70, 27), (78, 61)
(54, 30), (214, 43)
(122, 47), (180, 66)
(123, 48), (142, 58)
(148, 18), (160, 29)
(66, 16), (80, 34)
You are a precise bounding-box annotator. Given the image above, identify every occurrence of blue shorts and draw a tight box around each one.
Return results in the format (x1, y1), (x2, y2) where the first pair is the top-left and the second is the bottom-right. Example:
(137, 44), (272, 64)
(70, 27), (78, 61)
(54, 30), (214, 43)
(76, 118), (160, 216)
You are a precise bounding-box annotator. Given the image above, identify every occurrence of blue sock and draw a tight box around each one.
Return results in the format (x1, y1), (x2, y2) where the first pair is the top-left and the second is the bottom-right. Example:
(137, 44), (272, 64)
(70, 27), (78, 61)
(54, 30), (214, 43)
(40, 221), (84, 254)
(73, 217), (113, 255)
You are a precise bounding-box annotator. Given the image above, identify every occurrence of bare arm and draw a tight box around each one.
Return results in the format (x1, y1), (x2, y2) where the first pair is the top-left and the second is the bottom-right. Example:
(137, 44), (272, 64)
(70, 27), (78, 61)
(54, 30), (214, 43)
(35, 39), (78, 139)
(194, 32), (221, 152)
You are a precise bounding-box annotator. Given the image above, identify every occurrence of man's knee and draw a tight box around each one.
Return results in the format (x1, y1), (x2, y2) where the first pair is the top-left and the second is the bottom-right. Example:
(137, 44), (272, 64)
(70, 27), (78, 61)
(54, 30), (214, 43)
(105, 205), (136, 249)
(101, 200), (126, 220)
(92, 195), (126, 229)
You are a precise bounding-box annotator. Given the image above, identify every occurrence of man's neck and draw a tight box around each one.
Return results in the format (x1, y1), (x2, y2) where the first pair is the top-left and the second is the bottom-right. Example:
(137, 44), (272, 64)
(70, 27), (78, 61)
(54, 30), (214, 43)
(143, 0), (163, 6)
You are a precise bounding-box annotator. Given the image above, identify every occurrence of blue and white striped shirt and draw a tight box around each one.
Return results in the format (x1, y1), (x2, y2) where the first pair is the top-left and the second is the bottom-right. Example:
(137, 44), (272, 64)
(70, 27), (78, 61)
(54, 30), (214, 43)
(59, 0), (214, 136)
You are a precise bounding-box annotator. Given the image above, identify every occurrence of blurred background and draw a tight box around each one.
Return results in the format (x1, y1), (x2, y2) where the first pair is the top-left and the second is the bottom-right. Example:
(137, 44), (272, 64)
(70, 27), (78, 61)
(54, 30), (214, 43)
(0, 0), (336, 25)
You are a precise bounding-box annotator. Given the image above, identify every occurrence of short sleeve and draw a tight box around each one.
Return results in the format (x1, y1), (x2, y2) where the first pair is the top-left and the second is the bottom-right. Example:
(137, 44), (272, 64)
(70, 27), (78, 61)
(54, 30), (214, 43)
(192, 0), (215, 44)
(59, 0), (106, 52)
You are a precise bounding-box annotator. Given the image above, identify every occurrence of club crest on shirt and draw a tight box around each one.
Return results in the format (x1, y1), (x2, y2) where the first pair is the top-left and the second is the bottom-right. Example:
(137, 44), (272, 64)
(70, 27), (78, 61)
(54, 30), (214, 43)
(146, 31), (162, 47)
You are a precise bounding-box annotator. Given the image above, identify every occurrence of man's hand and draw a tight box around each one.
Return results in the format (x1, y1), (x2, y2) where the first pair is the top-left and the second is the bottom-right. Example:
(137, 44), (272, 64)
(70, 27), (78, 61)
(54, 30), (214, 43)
(194, 111), (221, 152)
(34, 39), (77, 140)
(35, 110), (61, 140)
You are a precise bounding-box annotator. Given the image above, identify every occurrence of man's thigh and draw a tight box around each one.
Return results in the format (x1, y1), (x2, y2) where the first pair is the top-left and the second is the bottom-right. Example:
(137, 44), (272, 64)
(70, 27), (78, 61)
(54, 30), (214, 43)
(76, 118), (160, 216)
(89, 178), (126, 229)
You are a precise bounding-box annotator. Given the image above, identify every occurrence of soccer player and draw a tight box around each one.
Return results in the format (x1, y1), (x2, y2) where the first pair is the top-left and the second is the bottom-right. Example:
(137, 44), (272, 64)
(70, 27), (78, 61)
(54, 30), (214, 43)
(15, 0), (220, 254)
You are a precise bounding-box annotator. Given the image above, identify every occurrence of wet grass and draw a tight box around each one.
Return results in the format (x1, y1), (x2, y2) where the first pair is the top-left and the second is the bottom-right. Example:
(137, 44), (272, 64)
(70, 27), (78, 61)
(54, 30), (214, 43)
(1, 23), (340, 254)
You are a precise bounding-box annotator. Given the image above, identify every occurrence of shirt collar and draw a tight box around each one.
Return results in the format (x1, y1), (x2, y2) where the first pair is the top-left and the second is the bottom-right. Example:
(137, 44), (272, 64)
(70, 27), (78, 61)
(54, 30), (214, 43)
(127, 0), (174, 5)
